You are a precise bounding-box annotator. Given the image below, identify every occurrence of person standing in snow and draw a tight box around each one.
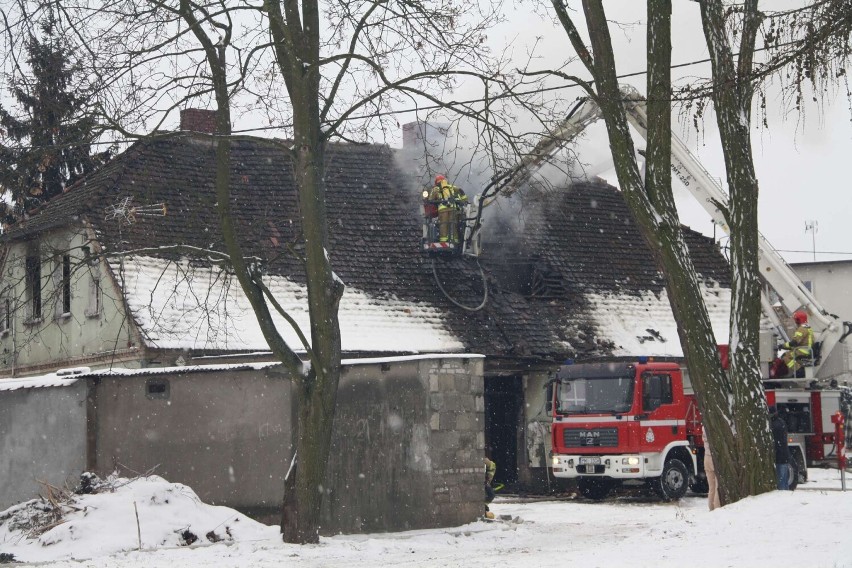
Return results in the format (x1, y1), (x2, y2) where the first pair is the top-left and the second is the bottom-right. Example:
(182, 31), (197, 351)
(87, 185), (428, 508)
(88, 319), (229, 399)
(770, 405), (791, 490)
(701, 427), (721, 510)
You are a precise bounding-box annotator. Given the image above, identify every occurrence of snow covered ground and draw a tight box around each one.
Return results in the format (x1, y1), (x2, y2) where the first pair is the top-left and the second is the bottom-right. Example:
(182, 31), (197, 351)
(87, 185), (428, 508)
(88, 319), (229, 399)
(2, 469), (851, 567)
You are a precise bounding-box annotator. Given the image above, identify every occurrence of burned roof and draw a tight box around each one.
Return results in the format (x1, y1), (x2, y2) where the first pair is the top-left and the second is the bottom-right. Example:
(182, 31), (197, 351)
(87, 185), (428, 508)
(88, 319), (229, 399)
(8, 132), (731, 361)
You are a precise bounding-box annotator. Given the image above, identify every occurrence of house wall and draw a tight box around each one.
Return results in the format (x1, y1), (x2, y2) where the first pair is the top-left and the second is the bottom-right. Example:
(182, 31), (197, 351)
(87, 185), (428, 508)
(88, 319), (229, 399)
(0, 228), (140, 376)
(90, 368), (292, 513)
(88, 356), (484, 534)
(0, 381), (88, 510)
(518, 372), (573, 493)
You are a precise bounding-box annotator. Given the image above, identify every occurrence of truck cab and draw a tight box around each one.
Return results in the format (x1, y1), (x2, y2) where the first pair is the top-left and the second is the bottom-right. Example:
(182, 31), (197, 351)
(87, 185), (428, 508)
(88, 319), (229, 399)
(549, 360), (700, 500)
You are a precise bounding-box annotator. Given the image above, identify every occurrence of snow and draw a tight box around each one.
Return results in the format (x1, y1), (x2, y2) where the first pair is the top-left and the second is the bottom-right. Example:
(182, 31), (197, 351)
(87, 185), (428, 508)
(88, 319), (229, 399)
(585, 282), (730, 357)
(113, 256), (464, 354)
(3, 469), (850, 567)
(0, 375), (80, 392)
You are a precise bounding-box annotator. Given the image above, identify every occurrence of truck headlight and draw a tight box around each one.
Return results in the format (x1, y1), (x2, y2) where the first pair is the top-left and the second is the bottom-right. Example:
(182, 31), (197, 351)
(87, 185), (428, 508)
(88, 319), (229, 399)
(552, 455), (561, 466)
(622, 457), (640, 465)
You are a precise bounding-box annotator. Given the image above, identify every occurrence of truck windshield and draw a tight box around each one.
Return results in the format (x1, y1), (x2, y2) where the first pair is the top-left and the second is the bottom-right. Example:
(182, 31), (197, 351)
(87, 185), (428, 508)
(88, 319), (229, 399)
(556, 376), (634, 414)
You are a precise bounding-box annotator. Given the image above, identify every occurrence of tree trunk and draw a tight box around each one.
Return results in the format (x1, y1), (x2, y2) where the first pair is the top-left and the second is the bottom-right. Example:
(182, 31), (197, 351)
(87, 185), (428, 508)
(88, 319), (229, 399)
(280, 56), (344, 542)
(699, 0), (776, 501)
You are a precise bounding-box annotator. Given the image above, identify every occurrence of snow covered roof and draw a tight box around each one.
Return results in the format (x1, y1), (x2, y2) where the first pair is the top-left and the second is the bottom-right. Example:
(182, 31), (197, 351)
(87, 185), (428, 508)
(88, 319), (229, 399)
(8, 133), (731, 362)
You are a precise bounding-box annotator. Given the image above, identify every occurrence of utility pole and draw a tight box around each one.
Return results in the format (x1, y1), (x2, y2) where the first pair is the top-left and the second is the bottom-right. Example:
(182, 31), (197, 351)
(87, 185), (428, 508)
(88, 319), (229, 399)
(805, 220), (818, 262)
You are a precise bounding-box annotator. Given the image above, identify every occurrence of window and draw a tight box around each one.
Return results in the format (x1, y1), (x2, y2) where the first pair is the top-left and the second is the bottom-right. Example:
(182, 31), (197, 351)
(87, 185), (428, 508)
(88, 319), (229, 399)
(53, 255), (72, 318)
(62, 255), (71, 314)
(0, 298), (9, 336)
(642, 373), (673, 412)
(145, 378), (170, 400)
(25, 255), (42, 320)
(85, 259), (101, 318)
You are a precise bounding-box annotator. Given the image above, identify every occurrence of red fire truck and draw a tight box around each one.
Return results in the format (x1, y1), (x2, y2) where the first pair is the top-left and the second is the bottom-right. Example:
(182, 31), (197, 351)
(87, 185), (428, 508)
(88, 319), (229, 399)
(451, 86), (851, 499)
(547, 358), (843, 500)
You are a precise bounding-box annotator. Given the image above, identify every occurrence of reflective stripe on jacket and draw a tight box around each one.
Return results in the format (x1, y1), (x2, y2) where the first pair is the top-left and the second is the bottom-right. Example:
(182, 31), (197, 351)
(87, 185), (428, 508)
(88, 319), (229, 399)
(429, 181), (467, 211)
(784, 325), (814, 358)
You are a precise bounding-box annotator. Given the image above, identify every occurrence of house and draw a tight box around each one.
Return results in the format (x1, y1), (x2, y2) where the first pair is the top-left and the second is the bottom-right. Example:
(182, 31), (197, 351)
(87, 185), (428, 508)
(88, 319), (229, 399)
(0, 109), (732, 509)
(790, 259), (852, 327)
(789, 259), (852, 383)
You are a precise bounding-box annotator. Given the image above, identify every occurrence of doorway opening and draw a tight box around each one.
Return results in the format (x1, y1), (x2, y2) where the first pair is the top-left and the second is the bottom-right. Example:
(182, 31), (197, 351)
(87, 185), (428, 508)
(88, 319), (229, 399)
(484, 376), (523, 488)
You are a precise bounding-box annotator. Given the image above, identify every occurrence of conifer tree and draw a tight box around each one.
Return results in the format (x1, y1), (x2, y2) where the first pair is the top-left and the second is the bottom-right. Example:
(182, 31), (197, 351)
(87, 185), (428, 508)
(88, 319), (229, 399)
(0, 13), (108, 225)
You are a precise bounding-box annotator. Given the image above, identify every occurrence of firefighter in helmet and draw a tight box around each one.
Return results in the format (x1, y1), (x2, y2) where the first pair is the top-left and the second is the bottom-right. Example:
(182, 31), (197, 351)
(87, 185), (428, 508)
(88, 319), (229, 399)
(428, 174), (468, 243)
(770, 310), (814, 378)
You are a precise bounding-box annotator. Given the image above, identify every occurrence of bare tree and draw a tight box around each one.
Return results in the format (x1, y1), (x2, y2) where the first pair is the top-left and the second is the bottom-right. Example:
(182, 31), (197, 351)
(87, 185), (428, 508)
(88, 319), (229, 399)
(0, 0), (511, 543)
(544, 0), (777, 504)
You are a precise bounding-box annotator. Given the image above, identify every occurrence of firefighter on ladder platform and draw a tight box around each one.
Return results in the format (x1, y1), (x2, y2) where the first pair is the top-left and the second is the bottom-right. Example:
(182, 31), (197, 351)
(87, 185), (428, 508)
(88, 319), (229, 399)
(770, 310), (815, 379)
(427, 174), (468, 244)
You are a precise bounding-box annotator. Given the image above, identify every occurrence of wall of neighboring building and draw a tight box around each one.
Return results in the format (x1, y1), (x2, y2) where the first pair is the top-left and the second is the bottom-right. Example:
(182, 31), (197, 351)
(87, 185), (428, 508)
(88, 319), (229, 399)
(0, 380), (88, 510)
(790, 261), (852, 382)
(0, 228), (141, 377)
(792, 261), (852, 321)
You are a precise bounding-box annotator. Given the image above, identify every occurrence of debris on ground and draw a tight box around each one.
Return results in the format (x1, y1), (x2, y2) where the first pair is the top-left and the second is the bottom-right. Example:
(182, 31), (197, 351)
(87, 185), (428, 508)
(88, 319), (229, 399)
(0, 473), (278, 564)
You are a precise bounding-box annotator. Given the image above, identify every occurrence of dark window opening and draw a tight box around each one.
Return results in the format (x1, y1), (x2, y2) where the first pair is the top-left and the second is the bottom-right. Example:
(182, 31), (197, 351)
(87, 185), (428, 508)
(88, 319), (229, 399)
(26, 255), (41, 320)
(62, 255), (71, 314)
(146, 378), (170, 400)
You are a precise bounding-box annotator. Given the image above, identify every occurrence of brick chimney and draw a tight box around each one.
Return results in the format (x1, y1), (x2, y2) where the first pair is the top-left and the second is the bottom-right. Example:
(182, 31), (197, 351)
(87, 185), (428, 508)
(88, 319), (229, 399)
(179, 109), (219, 134)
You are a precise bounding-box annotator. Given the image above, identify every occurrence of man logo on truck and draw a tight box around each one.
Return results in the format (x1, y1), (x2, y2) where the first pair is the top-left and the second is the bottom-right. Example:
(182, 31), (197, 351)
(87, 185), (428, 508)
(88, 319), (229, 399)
(579, 431), (600, 446)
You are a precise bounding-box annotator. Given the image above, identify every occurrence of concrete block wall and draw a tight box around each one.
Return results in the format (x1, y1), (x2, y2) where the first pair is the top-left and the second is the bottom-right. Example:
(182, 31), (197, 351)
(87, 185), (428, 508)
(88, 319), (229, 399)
(426, 357), (485, 523)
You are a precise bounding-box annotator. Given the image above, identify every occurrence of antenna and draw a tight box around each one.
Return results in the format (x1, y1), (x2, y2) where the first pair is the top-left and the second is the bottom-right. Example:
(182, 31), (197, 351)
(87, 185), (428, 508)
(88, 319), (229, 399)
(804, 220), (818, 262)
(106, 197), (167, 226)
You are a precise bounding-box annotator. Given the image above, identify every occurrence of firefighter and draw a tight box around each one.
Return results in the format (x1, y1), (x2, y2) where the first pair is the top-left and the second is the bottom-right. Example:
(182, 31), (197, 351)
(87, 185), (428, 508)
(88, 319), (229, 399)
(428, 174), (468, 243)
(484, 456), (497, 504)
(770, 310), (814, 379)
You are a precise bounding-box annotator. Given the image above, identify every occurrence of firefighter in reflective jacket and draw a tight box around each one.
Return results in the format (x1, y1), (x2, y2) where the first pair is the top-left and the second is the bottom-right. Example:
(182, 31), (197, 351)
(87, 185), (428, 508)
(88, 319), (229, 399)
(770, 310), (815, 378)
(484, 456), (497, 504)
(428, 174), (467, 243)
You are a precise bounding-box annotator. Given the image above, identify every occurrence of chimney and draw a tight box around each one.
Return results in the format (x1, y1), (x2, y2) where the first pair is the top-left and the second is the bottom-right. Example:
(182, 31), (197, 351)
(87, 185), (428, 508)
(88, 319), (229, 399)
(180, 109), (219, 134)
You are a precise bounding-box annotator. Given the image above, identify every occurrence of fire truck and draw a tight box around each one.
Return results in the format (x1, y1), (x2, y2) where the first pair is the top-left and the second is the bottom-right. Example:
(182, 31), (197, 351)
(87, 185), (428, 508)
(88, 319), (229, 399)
(529, 87), (852, 499)
(547, 358), (844, 499)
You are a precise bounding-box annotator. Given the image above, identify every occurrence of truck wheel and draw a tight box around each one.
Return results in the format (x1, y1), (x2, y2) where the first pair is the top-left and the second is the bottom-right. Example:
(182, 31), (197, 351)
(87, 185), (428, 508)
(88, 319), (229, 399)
(786, 447), (807, 491)
(653, 458), (689, 501)
(788, 459), (799, 491)
(578, 478), (613, 500)
(791, 448), (807, 490)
